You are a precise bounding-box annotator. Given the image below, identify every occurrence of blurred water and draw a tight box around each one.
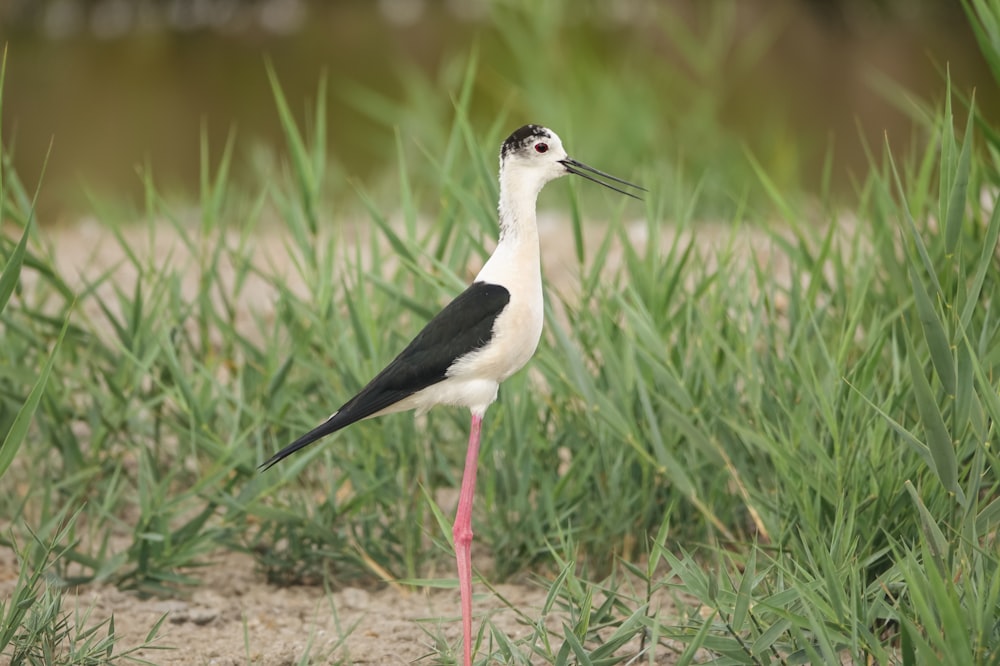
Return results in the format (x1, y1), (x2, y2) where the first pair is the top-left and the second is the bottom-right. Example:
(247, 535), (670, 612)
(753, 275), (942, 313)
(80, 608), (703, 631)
(0, 1), (994, 220)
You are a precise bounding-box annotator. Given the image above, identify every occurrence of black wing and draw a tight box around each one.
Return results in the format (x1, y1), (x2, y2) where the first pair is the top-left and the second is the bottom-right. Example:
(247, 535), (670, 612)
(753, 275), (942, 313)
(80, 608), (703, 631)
(260, 281), (511, 469)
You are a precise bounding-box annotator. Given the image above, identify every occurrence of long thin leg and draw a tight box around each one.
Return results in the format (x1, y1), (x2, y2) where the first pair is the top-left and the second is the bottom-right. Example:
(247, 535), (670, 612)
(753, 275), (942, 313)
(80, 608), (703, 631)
(453, 411), (483, 666)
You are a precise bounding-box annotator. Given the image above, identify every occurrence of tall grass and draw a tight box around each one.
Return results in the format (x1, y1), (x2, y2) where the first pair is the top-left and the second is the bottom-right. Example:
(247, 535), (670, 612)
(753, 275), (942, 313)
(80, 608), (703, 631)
(1, 2), (999, 663)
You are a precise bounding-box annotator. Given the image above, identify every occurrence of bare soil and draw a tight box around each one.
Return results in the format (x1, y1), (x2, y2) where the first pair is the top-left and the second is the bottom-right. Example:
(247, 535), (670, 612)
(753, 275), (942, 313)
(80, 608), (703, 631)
(0, 543), (547, 664)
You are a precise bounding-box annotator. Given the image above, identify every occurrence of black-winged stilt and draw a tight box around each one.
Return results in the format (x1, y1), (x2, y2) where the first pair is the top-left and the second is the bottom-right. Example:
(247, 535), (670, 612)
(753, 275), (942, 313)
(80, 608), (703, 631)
(262, 124), (643, 665)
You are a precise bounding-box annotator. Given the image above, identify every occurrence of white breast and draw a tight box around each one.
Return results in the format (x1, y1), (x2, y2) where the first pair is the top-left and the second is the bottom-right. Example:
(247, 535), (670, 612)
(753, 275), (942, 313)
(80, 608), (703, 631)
(461, 225), (544, 381)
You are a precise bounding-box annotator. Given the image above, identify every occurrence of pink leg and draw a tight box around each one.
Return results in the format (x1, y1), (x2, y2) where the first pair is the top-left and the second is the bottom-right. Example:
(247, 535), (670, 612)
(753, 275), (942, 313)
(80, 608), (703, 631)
(453, 412), (483, 666)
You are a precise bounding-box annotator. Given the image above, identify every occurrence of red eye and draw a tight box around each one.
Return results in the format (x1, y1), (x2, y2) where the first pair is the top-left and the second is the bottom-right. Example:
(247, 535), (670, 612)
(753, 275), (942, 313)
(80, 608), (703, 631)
(534, 142), (548, 153)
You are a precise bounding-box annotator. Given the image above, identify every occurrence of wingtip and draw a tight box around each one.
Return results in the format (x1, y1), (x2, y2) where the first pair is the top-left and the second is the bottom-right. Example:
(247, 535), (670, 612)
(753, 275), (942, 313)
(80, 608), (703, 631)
(258, 439), (311, 472)
(258, 457), (280, 473)
(258, 411), (345, 472)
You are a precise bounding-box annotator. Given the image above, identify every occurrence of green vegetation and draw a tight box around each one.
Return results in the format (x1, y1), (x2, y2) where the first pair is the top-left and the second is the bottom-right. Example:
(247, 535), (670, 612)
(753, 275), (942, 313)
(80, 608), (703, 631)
(2, 2), (1000, 663)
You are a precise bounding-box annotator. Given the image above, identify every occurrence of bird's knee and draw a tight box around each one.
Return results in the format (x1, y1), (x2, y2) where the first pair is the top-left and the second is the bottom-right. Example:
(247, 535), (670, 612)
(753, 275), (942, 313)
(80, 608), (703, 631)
(452, 522), (473, 547)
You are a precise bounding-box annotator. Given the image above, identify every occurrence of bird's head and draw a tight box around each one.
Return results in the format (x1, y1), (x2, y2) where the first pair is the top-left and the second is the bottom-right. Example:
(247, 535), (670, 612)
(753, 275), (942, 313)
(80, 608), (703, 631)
(499, 124), (644, 200)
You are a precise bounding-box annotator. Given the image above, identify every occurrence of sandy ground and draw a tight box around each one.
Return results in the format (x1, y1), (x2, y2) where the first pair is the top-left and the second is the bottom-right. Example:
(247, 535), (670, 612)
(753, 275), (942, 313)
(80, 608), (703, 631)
(3, 211), (797, 665)
(0, 543), (692, 665)
(37, 550), (571, 664)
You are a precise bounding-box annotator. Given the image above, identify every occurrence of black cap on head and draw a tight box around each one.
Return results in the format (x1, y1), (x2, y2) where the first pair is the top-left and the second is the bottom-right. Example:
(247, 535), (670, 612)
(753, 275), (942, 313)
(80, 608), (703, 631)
(501, 125), (551, 160)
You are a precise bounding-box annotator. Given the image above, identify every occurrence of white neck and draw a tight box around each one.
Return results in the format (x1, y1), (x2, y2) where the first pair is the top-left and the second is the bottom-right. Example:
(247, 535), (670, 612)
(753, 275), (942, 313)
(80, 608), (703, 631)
(475, 165), (543, 286)
(497, 164), (545, 242)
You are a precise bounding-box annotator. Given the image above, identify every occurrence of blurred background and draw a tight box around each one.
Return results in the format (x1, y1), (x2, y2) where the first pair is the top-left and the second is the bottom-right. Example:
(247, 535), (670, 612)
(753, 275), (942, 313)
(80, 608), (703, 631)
(0, 0), (995, 220)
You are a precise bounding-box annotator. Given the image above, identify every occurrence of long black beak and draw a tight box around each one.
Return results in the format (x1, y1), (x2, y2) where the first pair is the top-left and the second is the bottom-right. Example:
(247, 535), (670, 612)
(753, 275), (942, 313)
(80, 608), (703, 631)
(560, 157), (646, 200)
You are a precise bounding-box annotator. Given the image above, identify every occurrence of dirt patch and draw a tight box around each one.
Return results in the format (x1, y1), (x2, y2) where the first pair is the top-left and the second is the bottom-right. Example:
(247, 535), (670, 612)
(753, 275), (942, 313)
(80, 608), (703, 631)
(60, 550), (555, 665)
(0, 545), (692, 664)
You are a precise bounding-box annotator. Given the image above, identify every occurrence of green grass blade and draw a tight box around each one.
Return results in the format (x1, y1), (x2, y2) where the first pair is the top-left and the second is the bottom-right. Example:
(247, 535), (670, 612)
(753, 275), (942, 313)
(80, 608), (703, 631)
(850, 380), (935, 471)
(731, 548), (756, 633)
(0, 314), (72, 478)
(904, 481), (950, 571)
(961, 0), (1000, 85)
(266, 60), (322, 235)
(675, 606), (716, 666)
(944, 90), (974, 255)
(907, 260), (956, 397)
(0, 206), (30, 314)
(885, 134), (944, 296)
(958, 193), (1000, 332)
(905, 325), (963, 503)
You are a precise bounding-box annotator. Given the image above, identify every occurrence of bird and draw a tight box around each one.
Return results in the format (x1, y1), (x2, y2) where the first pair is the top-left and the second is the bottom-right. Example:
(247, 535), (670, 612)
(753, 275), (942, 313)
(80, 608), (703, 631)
(261, 124), (644, 666)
